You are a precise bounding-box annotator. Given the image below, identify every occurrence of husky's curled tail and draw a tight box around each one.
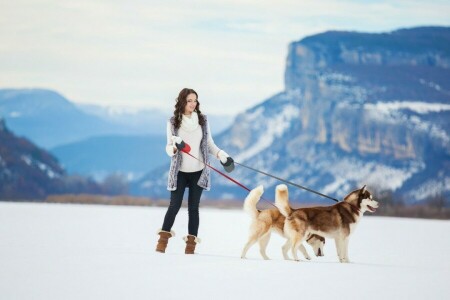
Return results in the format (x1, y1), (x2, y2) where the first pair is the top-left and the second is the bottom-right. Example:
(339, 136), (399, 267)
(243, 185), (264, 219)
(275, 184), (291, 217)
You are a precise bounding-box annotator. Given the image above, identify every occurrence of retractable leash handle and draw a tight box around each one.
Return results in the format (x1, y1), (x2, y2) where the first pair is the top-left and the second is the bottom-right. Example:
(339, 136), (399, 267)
(179, 142), (191, 153)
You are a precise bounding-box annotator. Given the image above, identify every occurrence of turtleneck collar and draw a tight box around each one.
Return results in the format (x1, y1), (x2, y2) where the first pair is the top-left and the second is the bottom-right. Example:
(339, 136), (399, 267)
(181, 111), (199, 132)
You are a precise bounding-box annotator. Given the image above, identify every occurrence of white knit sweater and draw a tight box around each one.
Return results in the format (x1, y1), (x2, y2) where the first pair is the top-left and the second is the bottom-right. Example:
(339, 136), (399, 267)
(165, 113), (221, 172)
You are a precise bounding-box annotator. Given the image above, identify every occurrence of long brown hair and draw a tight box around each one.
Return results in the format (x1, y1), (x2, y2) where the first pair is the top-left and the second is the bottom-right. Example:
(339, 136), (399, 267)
(173, 88), (205, 129)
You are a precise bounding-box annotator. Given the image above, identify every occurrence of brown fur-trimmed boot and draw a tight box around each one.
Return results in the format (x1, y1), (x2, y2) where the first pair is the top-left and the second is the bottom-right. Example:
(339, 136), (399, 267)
(156, 229), (175, 253)
(183, 235), (201, 254)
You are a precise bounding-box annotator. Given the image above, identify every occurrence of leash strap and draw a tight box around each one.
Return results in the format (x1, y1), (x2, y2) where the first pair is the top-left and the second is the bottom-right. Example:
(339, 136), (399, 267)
(183, 152), (278, 209)
(234, 161), (339, 202)
(184, 152), (250, 192)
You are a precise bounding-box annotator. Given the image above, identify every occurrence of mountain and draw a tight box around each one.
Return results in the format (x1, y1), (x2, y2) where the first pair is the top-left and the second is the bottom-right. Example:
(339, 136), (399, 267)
(76, 104), (169, 136)
(0, 89), (130, 148)
(0, 118), (65, 199)
(77, 104), (233, 135)
(0, 89), (233, 178)
(133, 26), (450, 204)
(0, 118), (104, 199)
(50, 134), (167, 181)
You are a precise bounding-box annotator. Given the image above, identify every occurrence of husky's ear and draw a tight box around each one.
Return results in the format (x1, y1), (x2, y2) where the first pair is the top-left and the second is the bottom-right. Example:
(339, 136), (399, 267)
(360, 185), (367, 194)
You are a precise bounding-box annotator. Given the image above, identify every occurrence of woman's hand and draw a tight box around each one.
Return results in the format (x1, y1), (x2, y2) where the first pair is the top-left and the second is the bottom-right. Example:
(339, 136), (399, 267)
(218, 150), (234, 172)
(171, 136), (185, 151)
(218, 150), (229, 163)
(171, 136), (191, 153)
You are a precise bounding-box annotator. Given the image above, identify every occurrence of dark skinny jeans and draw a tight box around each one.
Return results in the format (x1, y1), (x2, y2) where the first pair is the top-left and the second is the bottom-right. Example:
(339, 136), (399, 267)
(161, 170), (204, 236)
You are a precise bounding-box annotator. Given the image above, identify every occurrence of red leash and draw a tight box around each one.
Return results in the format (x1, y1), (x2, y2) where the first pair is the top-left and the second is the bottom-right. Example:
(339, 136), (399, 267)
(181, 150), (277, 209)
(184, 152), (251, 193)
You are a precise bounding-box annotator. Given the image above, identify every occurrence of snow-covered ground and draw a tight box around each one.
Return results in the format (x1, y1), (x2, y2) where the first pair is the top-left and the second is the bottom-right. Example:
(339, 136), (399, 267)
(0, 202), (449, 300)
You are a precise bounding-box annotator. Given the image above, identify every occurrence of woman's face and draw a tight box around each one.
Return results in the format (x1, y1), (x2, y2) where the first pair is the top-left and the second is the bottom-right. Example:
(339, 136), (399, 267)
(184, 93), (198, 115)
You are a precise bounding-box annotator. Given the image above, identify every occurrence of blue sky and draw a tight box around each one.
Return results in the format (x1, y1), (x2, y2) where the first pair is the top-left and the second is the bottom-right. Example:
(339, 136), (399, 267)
(1, 0), (450, 115)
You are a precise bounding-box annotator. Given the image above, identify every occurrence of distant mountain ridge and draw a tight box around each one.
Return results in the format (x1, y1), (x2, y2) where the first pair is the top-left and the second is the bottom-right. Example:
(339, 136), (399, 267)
(0, 88), (233, 149)
(134, 26), (450, 204)
(76, 104), (233, 136)
(0, 89), (129, 148)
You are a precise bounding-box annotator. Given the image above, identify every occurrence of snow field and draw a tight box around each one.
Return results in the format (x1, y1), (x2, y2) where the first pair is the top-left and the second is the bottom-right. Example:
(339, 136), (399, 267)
(0, 202), (449, 300)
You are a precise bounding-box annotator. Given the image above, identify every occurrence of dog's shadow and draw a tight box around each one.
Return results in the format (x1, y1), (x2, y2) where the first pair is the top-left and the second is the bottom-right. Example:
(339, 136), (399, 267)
(198, 254), (416, 269)
(346, 261), (418, 269)
(291, 259), (416, 269)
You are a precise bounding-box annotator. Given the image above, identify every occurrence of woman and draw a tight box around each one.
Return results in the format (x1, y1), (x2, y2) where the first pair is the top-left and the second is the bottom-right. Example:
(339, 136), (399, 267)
(156, 88), (234, 254)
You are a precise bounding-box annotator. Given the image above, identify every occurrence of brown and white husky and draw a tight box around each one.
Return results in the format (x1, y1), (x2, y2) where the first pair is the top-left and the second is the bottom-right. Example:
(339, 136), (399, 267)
(275, 184), (379, 263)
(241, 185), (325, 260)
